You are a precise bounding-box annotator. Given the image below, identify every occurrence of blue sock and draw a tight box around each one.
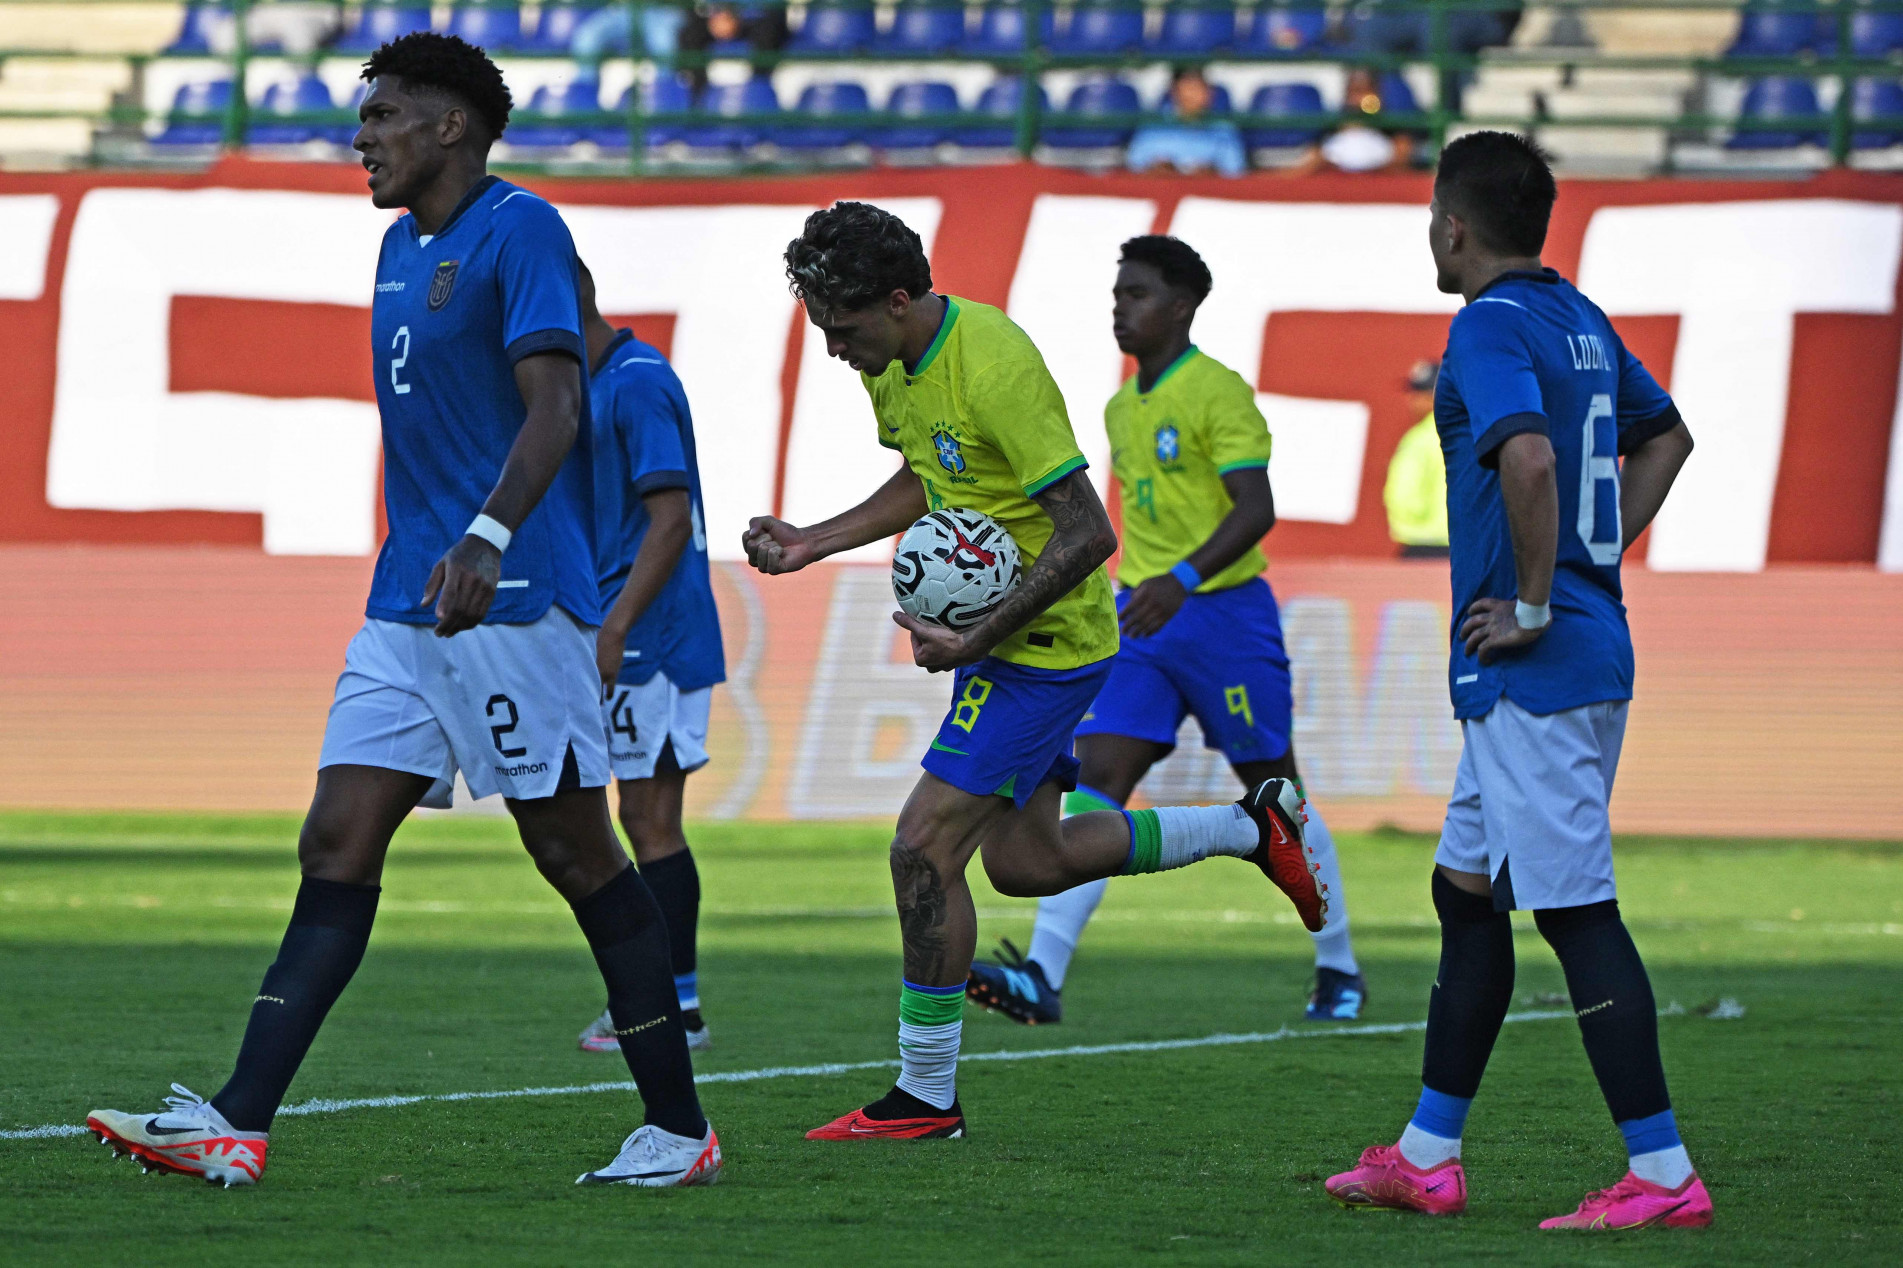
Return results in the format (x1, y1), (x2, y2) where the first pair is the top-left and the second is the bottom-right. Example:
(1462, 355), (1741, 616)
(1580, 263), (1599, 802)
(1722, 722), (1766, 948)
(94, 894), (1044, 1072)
(1618, 1108), (1681, 1157)
(1410, 1086), (1473, 1140)
(674, 971), (699, 1012)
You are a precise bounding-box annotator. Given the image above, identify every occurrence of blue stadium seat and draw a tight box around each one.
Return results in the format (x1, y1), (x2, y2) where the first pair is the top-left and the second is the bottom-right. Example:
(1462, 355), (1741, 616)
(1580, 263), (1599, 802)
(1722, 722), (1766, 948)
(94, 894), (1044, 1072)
(1053, 4), (1145, 55)
(791, 2), (878, 52)
(1852, 77), (1903, 147)
(957, 75), (1047, 146)
(1236, 5), (1325, 54)
(338, 3), (434, 53)
(525, 3), (601, 51)
(446, 4), (523, 52)
(1044, 77), (1141, 149)
(154, 79), (232, 146)
(879, 3), (967, 52)
(508, 80), (601, 148)
(1847, 7), (1903, 55)
(1244, 81), (1326, 148)
(884, 80), (961, 148)
(165, 2), (225, 54)
(779, 81), (873, 148)
(1341, 5), (1506, 54)
(1727, 76), (1826, 147)
(593, 77), (696, 148)
(684, 77), (780, 149)
(248, 76), (334, 145)
(965, 4), (1057, 54)
(1727, 5), (1819, 56)
(1146, 4), (1236, 55)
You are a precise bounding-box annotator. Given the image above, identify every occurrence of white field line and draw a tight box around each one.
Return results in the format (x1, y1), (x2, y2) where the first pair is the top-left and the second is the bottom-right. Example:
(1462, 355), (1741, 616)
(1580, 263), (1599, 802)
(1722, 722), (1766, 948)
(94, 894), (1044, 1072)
(0, 1009), (1576, 1143)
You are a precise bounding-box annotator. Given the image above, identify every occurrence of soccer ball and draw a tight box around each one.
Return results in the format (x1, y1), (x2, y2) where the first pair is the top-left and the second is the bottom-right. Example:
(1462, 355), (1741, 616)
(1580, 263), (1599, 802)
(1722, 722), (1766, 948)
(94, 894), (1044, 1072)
(891, 509), (1023, 630)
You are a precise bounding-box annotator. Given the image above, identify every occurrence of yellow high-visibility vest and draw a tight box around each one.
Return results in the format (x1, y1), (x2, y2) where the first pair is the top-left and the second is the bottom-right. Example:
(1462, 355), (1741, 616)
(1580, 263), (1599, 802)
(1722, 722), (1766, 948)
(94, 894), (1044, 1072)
(1384, 413), (1449, 547)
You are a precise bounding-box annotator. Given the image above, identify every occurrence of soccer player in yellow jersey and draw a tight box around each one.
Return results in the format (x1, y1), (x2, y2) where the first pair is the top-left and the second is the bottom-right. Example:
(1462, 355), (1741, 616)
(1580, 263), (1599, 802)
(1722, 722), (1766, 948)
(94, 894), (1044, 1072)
(743, 203), (1324, 1140)
(968, 236), (1368, 1028)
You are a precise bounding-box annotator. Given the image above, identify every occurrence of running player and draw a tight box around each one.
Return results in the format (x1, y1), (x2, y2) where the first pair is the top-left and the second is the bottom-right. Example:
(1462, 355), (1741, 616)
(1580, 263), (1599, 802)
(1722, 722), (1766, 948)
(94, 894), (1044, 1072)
(967, 235), (1367, 1027)
(743, 202), (1326, 1141)
(1324, 132), (1705, 1228)
(573, 263), (723, 1057)
(86, 34), (720, 1190)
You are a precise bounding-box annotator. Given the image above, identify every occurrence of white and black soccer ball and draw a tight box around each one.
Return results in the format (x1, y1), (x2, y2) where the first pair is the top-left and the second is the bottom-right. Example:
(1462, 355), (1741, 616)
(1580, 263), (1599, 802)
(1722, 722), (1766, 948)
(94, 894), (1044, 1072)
(891, 509), (1023, 630)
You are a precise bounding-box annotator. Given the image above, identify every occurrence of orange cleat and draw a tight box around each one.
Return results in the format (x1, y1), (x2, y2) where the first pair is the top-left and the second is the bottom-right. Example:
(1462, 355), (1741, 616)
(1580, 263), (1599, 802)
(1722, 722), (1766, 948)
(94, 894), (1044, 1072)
(1239, 778), (1326, 932)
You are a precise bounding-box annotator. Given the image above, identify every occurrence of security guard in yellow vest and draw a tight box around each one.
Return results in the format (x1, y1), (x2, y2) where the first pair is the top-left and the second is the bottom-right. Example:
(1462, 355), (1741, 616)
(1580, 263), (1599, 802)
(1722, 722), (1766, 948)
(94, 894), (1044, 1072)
(1383, 358), (1449, 558)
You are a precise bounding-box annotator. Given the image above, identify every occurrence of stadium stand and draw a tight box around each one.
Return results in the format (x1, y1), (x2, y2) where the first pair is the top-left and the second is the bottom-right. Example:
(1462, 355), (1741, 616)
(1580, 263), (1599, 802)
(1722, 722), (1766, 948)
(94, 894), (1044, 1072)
(778, 79), (871, 149)
(336, 3), (433, 54)
(884, 78), (962, 150)
(246, 73), (331, 145)
(1147, 4), (1237, 56)
(878, 2), (965, 53)
(446, 3), (525, 54)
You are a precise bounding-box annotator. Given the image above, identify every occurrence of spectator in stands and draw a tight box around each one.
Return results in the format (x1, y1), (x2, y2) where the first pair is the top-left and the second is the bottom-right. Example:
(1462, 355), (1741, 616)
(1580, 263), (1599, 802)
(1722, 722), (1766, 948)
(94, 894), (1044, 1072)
(1127, 67), (1248, 178)
(573, 2), (691, 75)
(678, 3), (789, 89)
(1286, 66), (1418, 174)
(1383, 358), (1450, 558)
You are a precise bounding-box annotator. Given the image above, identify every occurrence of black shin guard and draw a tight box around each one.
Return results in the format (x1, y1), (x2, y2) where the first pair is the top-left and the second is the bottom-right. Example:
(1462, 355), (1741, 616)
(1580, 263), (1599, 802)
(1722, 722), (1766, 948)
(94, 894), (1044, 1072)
(1535, 900), (1672, 1125)
(1422, 870), (1516, 1099)
(572, 866), (706, 1139)
(212, 877), (380, 1132)
(637, 848), (700, 981)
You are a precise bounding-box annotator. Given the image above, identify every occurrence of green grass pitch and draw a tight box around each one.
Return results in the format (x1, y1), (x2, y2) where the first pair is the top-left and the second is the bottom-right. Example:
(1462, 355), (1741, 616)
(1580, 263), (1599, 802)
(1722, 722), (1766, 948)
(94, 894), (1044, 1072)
(0, 810), (1898, 1265)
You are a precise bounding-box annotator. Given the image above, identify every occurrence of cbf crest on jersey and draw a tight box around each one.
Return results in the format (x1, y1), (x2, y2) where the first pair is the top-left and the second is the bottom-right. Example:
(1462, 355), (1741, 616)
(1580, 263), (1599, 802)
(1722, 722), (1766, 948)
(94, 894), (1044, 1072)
(1154, 423), (1181, 465)
(932, 427), (966, 475)
(427, 260), (460, 312)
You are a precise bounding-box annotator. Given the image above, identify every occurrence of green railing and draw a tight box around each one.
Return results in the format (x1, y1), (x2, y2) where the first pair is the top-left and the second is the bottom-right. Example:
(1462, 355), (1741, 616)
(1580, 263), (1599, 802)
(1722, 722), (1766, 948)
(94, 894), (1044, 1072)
(2, 0), (1901, 171)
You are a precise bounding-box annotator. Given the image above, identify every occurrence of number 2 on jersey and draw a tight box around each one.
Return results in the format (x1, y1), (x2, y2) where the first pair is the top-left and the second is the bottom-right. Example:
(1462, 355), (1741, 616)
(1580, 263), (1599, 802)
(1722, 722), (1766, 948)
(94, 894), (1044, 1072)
(1576, 393), (1621, 565)
(390, 326), (412, 396)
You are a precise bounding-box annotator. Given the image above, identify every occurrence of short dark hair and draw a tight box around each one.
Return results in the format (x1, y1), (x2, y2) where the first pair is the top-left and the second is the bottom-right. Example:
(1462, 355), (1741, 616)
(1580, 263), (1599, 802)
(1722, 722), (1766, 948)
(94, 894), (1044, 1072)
(785, 202), (934, 314)
(1118, 235), (1213, 305)
(362, 32), (513, 140)
(1433, 130), (1557, 257)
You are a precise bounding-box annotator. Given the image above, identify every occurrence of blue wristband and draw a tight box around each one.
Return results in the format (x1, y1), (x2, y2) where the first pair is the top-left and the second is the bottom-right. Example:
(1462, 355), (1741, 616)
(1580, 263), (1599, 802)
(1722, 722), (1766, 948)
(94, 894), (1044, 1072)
(1169, 561), (1203, 592)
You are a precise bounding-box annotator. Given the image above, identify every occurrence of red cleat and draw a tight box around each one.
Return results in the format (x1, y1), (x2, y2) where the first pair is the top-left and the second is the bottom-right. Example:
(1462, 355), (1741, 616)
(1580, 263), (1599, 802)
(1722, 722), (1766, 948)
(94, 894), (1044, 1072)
(806, 1104), (966, 1140)
(1239, 778), (1326, 933)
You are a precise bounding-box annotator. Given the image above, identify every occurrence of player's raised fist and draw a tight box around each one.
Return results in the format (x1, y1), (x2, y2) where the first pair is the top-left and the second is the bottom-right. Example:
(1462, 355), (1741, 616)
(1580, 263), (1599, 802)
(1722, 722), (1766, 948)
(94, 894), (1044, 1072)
(743, 516), (817, 575)
(423, 535), (502, 636)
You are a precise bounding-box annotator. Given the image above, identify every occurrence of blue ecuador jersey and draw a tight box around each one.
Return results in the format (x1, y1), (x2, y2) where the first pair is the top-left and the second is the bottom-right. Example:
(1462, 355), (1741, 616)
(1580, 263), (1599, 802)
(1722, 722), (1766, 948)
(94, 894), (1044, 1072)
(1435, 268), (1682, 720)
(591, 329), (726, 691)
(367, 175), (600, 627)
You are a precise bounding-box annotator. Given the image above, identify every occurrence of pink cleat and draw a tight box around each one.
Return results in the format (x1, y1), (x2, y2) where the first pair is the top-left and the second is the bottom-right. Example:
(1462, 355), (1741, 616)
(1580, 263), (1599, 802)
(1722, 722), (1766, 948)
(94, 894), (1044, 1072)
(1539, 1171), (1713, 1230)
(1324, 1143), (1467, 1215)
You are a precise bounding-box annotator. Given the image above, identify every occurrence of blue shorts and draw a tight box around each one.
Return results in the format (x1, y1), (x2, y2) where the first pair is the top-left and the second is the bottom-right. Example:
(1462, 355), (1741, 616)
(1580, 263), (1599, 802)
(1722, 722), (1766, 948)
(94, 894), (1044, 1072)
(1076, 577), (1293, 765)
(921, 655), (1114, 808)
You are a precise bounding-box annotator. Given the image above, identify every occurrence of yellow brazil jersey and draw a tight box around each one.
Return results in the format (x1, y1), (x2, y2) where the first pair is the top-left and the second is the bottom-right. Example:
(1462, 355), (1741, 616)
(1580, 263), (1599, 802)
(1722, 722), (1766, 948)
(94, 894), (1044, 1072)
(864, 296), (1118, 670)
(1105, 345), (1273, 592)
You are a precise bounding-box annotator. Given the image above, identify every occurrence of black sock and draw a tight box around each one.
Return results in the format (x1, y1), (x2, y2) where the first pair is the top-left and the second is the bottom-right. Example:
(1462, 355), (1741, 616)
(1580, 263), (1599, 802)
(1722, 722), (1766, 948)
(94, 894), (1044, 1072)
(572, 865), (706, 1140)
(1535, 900), (1672, 1124)
(637, 847), (700, 985)
(212, 877), (380, 1132)
(863, 1085), (961, 1121)
(1421, 869), (1516, 1099)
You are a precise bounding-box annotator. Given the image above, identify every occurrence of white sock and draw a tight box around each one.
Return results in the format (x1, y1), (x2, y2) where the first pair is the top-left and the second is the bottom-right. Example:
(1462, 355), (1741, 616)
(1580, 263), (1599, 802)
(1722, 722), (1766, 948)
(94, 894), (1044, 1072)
(1629, 1144), (1694, 1188)
(1398, 1121), (1462, 1169)
(895, 1018), (961, 1110)
(1137, 804), (1259, 872)
(1304, 806), (1358, 974)
(1028, 879), (1106, 991)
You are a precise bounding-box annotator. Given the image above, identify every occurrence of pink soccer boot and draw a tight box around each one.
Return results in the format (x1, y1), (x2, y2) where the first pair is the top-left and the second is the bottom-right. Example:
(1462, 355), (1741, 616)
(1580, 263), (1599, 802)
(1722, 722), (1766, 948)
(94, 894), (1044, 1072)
(1324, 1143), (1467, 1215)
(1540, 1171), (1713, 1230)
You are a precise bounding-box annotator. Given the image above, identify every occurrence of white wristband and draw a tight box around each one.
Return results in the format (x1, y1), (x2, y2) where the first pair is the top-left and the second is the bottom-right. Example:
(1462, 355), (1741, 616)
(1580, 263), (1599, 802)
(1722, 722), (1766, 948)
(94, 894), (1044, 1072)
(466, 514), (512, 554)
(1514, 600), (1551, 631)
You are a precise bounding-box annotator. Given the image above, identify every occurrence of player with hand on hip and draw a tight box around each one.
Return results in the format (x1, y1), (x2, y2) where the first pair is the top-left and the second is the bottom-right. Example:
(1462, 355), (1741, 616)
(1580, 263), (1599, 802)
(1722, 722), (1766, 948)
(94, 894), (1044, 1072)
(86, 34), (719, 1191)
(1323, 132), (1703, 1229)
(967, 235), (1366, 1027)
(743, 203), (1327, 1142)
(573, 262), (723, 1058)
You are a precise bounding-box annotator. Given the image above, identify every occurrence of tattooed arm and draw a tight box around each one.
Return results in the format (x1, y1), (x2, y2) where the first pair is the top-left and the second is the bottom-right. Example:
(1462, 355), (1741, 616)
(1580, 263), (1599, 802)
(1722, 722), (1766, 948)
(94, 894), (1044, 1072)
(894, 469), (1118, 671)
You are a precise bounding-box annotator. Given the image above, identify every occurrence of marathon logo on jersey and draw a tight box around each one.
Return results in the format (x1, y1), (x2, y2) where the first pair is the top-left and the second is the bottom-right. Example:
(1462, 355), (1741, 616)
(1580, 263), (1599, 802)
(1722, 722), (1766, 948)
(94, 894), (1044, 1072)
(1154, 423), (1181, 466)
(427, 260), (460, 312)
(932, 427), (966, 475)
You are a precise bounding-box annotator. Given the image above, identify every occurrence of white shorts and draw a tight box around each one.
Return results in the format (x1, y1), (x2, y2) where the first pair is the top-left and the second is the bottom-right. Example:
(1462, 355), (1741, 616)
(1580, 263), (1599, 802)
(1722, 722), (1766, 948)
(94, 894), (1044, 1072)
(318, 610), (611, 807)
(601, 673), (712, 782)
(1433, 696), (1628, 911)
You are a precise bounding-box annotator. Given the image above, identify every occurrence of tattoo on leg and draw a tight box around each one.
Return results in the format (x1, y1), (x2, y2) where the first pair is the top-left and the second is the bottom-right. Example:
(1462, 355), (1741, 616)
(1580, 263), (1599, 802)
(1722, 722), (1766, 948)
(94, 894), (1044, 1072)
(891, 840), (951, 982)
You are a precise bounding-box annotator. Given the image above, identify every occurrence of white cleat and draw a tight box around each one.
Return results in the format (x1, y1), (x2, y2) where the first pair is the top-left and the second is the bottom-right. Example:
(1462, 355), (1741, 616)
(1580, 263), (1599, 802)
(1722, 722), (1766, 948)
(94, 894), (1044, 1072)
(580, 1008), (712, 1054)
(87, 1084), (268, 1187)
(576, 1122), (722, 1188)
